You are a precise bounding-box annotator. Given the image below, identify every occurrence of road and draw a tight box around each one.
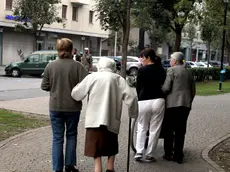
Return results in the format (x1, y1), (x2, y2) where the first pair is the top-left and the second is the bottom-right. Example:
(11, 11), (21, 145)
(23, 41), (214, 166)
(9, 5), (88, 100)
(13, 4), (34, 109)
(0, 77), (48, 101)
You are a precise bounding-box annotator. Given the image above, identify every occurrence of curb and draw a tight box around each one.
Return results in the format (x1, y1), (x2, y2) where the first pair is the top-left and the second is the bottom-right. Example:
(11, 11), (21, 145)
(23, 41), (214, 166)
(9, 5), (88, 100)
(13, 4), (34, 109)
(0, 108), (49, 118)
(202, 133), (230, 172)
(0, 126), (51, 149)
(0, 109), (50, 148)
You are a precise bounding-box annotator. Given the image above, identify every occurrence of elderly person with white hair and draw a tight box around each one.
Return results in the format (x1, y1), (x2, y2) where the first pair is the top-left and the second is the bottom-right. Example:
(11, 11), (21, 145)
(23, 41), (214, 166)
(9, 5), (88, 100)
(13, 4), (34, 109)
(162, 52), (196, 164)
(71, 57), (138, 172)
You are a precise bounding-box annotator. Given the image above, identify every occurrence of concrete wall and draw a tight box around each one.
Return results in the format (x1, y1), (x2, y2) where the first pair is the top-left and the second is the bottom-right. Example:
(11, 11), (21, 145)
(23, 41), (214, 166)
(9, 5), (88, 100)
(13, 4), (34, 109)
(0, 0), (109, 38)
(2, 31), (34, 65)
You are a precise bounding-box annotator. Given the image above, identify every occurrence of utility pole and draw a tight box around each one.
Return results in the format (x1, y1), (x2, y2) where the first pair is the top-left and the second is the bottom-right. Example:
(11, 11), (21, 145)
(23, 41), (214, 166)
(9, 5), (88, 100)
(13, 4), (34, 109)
(218, 0), (228, 91)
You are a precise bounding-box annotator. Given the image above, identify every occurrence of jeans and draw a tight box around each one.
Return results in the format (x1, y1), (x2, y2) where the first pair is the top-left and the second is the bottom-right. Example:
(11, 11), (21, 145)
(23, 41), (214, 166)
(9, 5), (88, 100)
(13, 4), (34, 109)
(50, 111), (80, 171)
(136, 98), (165, 157)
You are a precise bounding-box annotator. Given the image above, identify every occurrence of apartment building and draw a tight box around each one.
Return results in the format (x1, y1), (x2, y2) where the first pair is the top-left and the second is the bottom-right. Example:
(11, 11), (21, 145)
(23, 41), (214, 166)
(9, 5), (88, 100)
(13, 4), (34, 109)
(0, 0), (109, 65)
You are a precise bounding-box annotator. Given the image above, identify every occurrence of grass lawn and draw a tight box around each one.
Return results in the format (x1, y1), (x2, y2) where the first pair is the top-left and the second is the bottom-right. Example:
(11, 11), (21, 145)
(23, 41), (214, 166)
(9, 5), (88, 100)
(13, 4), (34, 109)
(0, 110), (50, 141)
(196, 81), (230, 96)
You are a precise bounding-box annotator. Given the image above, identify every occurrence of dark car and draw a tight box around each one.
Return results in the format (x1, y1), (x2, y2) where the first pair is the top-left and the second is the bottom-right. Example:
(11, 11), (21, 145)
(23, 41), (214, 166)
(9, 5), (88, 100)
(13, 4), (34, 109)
(162, 60), (171, 69)
(162, 60), (191, 69)
(107, 56), (122, 71)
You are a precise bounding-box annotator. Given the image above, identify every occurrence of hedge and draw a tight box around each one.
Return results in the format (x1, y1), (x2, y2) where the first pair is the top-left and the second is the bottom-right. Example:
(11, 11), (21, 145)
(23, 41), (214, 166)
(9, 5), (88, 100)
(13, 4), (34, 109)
(189, 67), (230, 82)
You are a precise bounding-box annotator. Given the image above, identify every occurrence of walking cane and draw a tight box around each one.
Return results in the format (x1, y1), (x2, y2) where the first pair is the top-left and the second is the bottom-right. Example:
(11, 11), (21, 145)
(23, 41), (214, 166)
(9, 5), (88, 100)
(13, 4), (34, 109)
(127, 117), (132, 172)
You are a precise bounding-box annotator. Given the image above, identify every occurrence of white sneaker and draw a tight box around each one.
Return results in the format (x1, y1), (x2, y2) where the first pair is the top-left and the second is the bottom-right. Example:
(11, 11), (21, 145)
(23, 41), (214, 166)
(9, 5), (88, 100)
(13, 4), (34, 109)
(144, 156), (156, 163)
(134, 153), (143, 161)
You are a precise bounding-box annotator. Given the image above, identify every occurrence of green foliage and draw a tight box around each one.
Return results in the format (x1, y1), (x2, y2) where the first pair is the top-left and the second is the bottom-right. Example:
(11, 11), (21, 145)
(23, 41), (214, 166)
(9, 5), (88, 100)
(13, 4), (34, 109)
(13, 0), (62, 34)
(200, 0), (221, 48)
(184, 23), (196, 42)
(131, 3), (170, 47)
(94, 0), (126, 31)
(190, 67), (230, 82)
(134, 0), (201, 51)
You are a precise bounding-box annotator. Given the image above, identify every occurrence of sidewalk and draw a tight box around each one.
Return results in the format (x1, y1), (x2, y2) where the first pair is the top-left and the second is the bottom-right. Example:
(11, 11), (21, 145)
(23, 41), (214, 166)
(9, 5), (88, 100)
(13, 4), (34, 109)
(1, 94), (230, 172)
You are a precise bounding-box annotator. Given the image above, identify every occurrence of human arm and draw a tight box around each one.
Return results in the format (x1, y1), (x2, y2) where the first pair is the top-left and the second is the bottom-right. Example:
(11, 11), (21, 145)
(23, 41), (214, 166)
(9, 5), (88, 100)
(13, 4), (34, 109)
(41, 64), (50, 91)
(160, 66), (167, 86)
(191, 73), (196, 102)
(71, 75), (92, 101)
(162, 68), (174, 94)
(122, 80), (139, 119)
(136, 69), (142, 98)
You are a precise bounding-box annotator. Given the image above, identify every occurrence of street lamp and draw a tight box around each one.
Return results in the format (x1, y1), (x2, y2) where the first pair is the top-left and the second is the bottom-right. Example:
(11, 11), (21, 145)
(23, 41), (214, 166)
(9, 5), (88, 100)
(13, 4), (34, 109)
(219, 0), (228, 91)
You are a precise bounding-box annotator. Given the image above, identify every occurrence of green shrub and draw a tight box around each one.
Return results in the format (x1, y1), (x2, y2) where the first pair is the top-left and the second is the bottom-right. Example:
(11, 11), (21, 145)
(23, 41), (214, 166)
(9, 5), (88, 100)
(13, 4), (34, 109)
(190, 67), (230, 82)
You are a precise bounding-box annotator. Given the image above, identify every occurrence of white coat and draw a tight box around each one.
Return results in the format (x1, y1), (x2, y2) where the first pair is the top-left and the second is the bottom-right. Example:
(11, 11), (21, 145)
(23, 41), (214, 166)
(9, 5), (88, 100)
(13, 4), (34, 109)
(71, 69), (138, 134)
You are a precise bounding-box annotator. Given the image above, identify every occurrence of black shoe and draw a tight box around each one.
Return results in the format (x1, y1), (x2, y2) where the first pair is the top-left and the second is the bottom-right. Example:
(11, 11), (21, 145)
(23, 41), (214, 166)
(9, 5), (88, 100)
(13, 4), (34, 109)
(55, 171), (62, 172)
(106, 170), (114, 172)
(173, 156), (183, 164)
(65, 166), (79, 172)
(163, 155), (173, 161)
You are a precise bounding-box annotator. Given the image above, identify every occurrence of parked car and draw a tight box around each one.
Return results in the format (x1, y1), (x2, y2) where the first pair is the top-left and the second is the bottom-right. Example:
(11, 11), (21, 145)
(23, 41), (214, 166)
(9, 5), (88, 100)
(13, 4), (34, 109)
(91, 56), (121, 73)
(187, 61), (199, 68)
(117, 56), (142, 75)
(196, 62), (213, 68)
(209, 61), (220, 67)
(162, 60), (191, 69)
(162, 60), (171, 69)
(5, 50), (58, 77)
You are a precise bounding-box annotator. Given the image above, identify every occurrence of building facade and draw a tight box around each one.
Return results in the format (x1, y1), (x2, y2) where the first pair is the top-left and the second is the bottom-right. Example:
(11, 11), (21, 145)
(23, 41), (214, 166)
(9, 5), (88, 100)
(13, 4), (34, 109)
(0, 0), (109, 65)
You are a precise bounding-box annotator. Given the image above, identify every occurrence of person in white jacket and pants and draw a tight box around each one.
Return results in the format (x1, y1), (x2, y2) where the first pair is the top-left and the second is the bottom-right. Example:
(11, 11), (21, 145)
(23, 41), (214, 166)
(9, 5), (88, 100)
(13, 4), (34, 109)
(71, 57), (138, 172)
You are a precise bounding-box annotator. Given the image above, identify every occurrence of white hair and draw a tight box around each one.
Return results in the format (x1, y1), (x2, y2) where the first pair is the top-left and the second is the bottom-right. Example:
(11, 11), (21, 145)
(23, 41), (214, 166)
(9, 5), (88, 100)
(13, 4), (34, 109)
(97, 57), (116, 72)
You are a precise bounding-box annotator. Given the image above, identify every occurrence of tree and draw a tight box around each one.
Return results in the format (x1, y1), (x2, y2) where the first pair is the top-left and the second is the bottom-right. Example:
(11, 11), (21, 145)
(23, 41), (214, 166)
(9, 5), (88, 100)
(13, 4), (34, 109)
(13, 0), (62, 51)
(135, 0), (201, 51)
(200, 14), (219, 66)
(95, 0), (131, 78)
(131, 6), (170, 50)
(200, 0), (228, 63)
(184, 23), (196, 60)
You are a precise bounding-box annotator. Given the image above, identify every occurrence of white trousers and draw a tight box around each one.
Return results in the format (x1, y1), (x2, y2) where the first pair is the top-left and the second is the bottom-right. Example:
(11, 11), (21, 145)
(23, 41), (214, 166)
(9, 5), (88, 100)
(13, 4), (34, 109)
(136, 98), (165, 157)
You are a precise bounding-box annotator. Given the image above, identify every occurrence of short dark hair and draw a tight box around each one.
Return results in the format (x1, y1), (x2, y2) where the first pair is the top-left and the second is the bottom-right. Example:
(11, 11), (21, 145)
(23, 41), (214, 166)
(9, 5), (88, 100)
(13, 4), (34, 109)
(142, 48), (157, 63)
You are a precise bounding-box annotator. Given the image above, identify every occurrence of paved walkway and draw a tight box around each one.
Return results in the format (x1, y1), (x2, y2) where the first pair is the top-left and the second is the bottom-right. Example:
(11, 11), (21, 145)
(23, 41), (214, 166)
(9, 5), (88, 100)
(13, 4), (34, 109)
(1, 94), (230, 172)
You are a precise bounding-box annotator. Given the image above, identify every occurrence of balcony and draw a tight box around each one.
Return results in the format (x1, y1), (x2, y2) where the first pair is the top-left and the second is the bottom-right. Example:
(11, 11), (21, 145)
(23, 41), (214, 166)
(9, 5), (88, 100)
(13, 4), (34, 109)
(71, 0), (90, 5)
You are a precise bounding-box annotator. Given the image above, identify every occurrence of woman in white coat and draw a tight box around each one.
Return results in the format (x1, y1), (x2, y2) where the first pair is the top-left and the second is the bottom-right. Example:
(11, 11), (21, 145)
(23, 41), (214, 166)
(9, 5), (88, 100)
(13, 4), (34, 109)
(71, 57), (138, 172)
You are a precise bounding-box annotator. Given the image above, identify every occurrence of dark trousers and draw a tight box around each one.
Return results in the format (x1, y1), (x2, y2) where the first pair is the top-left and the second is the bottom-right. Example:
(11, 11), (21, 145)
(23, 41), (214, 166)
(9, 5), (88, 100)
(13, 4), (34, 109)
(163, 107), (190, 159)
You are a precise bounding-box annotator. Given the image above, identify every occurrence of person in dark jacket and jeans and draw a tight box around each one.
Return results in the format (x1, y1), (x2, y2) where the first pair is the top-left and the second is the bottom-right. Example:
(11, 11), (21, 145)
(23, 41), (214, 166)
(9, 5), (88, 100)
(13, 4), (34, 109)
(41, 38), (87, 172)
(134, 48), (166, 162)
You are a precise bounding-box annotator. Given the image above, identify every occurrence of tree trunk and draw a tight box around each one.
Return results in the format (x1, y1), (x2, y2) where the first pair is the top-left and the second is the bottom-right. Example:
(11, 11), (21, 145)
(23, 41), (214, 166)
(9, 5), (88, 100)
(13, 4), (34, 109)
(174, 26), (182, 52)
(121, 0), (131, 79)
(207, 42), (211, 68)
(138, 28), (145, 51)
(227, 40), (230, 64)
(33, 33), (37, 51)
(190, 40), (193, 61)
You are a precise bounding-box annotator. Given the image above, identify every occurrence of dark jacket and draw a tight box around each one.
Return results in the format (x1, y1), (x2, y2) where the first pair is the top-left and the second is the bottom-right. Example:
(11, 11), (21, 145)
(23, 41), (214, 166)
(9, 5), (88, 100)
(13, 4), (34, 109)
(136, 64), (166, 101)
(41, 58), (88, 112)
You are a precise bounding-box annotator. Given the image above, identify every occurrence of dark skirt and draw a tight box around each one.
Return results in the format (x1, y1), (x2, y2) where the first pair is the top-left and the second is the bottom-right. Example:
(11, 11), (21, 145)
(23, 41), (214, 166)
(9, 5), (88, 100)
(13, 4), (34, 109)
(85, 126), (119, 158)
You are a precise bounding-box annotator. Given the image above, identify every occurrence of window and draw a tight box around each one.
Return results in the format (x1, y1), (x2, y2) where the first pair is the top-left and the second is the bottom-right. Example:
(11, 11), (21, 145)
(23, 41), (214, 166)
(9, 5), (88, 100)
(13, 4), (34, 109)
(28, 54), (40, 63)
(62, 5), (67, 19)
(72, 6), (78, 21)
(127, 58), (138, 62)
(6, 0), (13, 10)
(89, 11), (94, 23)
(41, 54), (55, 63)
